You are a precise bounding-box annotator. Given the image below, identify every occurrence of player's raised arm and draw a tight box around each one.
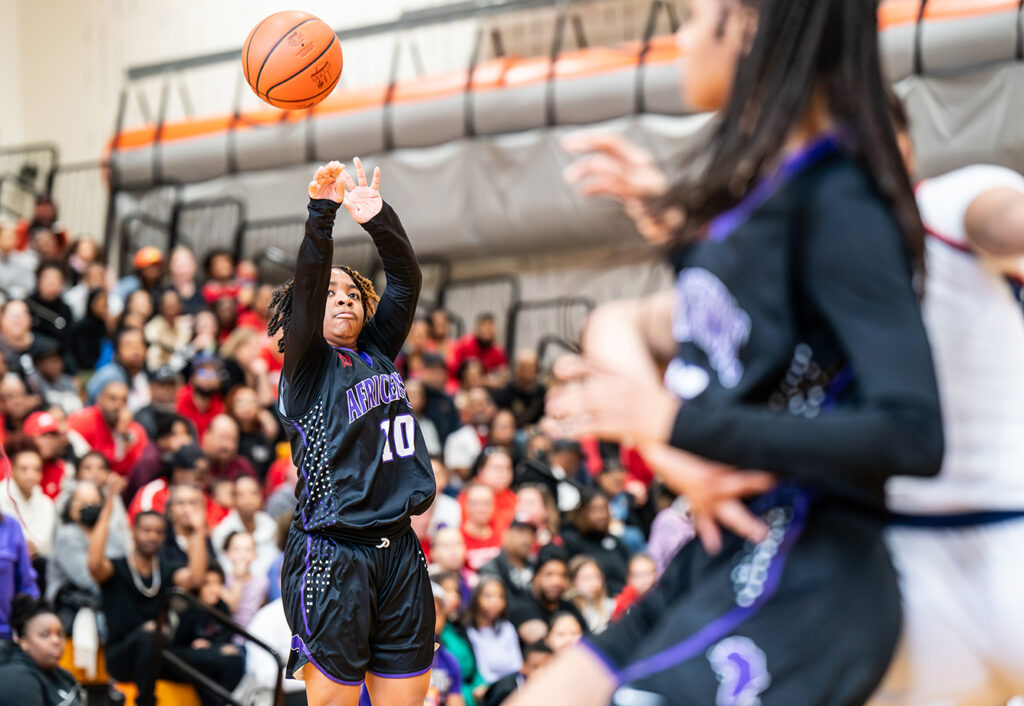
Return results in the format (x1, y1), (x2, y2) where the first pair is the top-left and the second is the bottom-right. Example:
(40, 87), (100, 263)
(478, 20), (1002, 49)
(270, 162), (343, 416)
(340, 157), (423, 361)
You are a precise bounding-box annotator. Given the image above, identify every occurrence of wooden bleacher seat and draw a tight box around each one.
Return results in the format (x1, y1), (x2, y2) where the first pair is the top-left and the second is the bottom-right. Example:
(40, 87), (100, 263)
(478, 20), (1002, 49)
(113, 680), (201, 706)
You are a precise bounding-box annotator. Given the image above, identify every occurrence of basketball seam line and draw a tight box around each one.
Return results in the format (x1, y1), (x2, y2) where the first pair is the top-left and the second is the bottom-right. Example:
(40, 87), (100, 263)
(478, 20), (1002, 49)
(254, 17), (318, 97)
(264, 34), (338, 99)
(266, 72), (340, 106)
(244, 16), (270, 85)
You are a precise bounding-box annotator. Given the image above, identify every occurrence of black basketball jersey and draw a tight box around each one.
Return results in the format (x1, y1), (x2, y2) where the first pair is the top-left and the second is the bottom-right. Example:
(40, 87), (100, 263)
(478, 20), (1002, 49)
(278, 199), (435, 536)
(662, 137), (943, 509)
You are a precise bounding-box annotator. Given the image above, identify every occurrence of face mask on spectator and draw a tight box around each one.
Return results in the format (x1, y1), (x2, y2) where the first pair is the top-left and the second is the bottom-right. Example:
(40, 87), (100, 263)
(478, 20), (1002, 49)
(79, 504), (103, 528)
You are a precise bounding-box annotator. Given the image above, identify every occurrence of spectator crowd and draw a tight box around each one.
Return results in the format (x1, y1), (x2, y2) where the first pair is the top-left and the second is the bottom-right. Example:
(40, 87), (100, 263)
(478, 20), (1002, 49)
(0, 197), (695, 706)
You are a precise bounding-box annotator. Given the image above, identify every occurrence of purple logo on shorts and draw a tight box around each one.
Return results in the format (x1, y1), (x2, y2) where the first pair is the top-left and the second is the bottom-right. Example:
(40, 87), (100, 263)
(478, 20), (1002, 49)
(707, 636), (770, 706)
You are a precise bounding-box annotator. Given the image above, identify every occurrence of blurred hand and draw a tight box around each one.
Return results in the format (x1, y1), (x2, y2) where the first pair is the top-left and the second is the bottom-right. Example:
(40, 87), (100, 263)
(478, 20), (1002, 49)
(25, 538), (38, 560)
(142, 621), (157, 633)
(546, 354), (679, 445)
(562, 132), (681, 245)
(307, 161), (345, 203)
(220, 644), (241, 656)
(104, 473), (127, 502)
(192, 639), (211, 650)
(115, 407), (133, 436)
(339, 157), (383, 224)
(640, 442), (776, 555)
(248, 356), (269, 377)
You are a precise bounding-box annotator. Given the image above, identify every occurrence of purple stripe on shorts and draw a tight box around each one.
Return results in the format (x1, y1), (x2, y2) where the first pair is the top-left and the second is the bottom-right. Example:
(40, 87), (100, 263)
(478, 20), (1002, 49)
(366, 665), (432, 679)
(301, 534), (312, 635)
(616, 489), (810, 686)
(291, 635), (364, 686)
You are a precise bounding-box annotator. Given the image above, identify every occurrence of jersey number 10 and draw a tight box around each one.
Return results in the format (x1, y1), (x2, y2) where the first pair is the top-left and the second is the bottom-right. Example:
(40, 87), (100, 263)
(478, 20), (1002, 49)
(380, 414), (416, 462)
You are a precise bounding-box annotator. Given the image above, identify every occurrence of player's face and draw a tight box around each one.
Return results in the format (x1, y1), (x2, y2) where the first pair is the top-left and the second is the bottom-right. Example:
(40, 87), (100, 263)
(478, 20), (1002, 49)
(678, 0), (756, 112)
(323, 269), (365, 348)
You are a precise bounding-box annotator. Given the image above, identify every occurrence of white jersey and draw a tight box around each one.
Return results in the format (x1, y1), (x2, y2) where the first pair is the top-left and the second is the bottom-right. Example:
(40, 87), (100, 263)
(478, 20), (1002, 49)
(887, 165), (1024, 514)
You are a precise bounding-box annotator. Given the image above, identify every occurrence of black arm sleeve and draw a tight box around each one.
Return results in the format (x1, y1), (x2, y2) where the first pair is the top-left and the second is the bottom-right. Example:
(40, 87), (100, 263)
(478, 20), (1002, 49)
(279, 199), (338, 417)
(358, 202), (423, 361)
(669, 176), (944, 491)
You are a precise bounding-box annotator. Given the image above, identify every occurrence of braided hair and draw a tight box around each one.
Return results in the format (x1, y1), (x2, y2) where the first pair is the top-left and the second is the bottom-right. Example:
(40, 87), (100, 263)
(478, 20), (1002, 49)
(267, 265), (380, 353)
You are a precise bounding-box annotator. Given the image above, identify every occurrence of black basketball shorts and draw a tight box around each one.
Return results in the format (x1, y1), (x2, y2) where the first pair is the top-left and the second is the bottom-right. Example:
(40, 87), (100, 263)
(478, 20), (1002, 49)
(584, 484), (901, 706)
(282, 524), (435, 685)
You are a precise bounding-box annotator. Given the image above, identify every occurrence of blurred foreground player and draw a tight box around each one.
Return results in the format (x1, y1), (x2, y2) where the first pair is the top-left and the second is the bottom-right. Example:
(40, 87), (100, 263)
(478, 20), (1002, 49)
(867, 103), (1024, 705)
(273, 159), (436, 706)
(517, 0), (944, 704)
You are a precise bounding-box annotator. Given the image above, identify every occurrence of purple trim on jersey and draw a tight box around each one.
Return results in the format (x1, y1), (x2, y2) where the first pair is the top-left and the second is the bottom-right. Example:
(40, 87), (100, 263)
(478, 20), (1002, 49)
(365, 665), (432, 679)
(301, 534), (312, 635)
(291, 635), (364, 686)
(290, 419), (308, 448)
(708, 135), (840, 243)
(288, 420), (310, 528)
(579, 638), (624, 686)
(615, 488), (810, 686)
(332, 345), (373, 368)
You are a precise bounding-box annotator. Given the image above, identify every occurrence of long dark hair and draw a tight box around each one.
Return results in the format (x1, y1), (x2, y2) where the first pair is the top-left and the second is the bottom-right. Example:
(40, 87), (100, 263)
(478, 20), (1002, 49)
(465, 575), (509, 629)
(665, 0), (923, 273)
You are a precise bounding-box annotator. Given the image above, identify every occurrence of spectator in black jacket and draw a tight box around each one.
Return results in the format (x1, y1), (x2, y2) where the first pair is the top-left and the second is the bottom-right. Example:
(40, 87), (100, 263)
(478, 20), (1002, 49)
(492, 350), (546, 428)
(478, 518), (536, 603)
(0, 594), (85, 706)
(560, 488), (630, 596)
(420, 352), (460, 442)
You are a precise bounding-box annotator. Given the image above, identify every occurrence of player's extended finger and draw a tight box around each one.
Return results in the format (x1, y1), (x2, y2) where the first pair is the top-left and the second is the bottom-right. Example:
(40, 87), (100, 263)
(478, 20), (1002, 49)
(308, 180), (320, 196)
(694, 513), (723, 556)
(716, 470), (777, 499)
(551, 354), (590, 382)
(354, 156), (368, 187)
(339, 168), (358, 193)
(715, 500), (770, 545)
(563, 132), (647, 165)
(370, 166), (381, 191)
(563, 154), (623, 184)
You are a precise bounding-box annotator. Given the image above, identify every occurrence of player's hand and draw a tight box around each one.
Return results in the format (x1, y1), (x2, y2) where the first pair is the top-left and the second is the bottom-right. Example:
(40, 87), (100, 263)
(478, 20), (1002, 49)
(546, 354), (680, 445)
(339, 157), (383, 224)
(308, 161), (345, 203)
(192, 638), (211, 650)
(562, 132), (681, 245)
(640, 442), (776, 555)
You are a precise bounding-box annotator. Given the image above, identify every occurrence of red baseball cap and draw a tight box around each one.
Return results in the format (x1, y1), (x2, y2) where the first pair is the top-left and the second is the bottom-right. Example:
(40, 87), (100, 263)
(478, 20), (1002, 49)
(24, 411), (60, 436)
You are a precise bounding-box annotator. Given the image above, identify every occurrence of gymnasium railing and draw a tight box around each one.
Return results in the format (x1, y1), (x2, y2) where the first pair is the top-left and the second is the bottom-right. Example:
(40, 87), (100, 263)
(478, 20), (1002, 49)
(154, 588), (285, 706)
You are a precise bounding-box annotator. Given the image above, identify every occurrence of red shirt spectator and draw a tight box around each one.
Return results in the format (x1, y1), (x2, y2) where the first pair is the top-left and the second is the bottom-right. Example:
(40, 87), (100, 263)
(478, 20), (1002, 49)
(461, 483), (503, 571)
(448, 313), (508, 381)
(175, 353), (226, 440)
(24, 411), (69, 500)
(67, 381), (147, 477)
(202, 414), (258, 481)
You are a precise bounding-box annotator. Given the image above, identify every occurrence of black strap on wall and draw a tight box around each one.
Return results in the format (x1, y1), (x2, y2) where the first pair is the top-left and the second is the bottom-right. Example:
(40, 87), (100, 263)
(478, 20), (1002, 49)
(913, 0), (930, 76)
(635, 0), (681, 115)
(1016, 0), (1024, 59)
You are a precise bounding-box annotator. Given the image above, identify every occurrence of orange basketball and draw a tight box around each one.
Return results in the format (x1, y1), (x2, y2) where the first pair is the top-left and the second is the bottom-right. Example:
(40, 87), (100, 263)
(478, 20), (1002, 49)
(242, 11), (342, 110)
